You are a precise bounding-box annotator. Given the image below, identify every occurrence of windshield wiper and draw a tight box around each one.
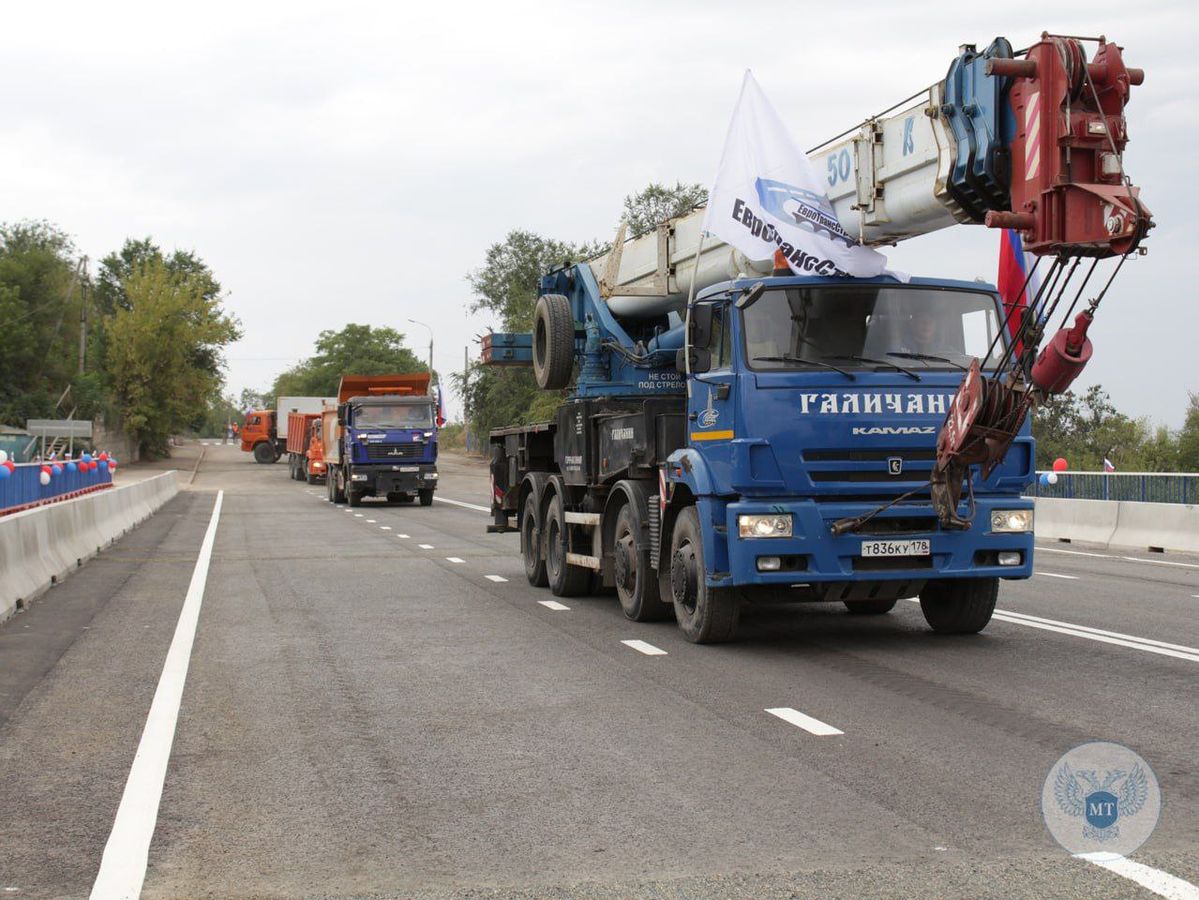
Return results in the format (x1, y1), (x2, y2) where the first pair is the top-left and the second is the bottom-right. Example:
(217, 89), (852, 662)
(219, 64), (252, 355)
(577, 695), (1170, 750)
(886, 351), (967, 372)
(752, 356), (856, 380)
(823, 354), (922, 382)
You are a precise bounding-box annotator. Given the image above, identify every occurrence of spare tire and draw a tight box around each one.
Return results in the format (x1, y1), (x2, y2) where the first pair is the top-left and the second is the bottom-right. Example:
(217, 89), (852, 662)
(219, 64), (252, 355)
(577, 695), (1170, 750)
(532, 294), (575, 390)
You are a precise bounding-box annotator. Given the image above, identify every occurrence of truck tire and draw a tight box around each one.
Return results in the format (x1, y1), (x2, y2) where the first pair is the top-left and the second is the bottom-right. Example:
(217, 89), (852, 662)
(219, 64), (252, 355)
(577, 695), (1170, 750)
(669, 506), (740, 643)
(532, 294), (575, 390)
(306, 469), (318, 485)
(253, 442), (276, 464)
(614, 503), (671, 621)
(332, 469), (346, 503)
(521, 494), (548, 587)
(919, 577), (998, 634)
(419, 488), (434, 506)
(545, 493), (589, 597)
(347, 488), (362, 507)
(844, 598), (898, 615)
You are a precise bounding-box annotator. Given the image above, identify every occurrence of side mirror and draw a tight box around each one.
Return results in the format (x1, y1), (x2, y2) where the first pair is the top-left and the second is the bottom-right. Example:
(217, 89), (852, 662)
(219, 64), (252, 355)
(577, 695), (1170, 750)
(336, 403), (346, 426)
(688, 304), (713, 348)
(735, 282), (766, 310)
(676, 347), (712, 374)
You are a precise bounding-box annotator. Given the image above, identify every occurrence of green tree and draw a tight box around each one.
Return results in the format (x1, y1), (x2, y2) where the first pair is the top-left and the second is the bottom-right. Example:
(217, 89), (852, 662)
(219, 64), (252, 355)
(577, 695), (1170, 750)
(271, 324), (425, 398)
(621, 181), (708, 237)
(0, 221), (83, 425)
(104, 259), (241, 456)
(1177, 393), (1199, 471)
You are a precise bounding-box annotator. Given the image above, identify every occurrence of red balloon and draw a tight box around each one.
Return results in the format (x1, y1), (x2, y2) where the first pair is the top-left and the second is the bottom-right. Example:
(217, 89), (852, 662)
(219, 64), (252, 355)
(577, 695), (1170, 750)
(1052, 458), (1068, 473)
(40, 465), (51, 475)
(3, 460), (13, 472)
(98, 452), (108, 461)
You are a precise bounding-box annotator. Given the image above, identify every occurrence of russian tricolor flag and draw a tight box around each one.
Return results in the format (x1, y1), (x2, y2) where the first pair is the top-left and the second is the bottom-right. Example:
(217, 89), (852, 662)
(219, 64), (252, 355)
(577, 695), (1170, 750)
(436, 382), (446, 427)
(997, 229), (1040, 345)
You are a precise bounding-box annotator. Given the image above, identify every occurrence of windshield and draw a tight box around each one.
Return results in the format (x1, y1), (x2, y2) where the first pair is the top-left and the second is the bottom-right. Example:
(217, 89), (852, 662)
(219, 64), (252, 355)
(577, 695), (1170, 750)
(741, 285), (1006, 371)
(353, 404), (434, 429)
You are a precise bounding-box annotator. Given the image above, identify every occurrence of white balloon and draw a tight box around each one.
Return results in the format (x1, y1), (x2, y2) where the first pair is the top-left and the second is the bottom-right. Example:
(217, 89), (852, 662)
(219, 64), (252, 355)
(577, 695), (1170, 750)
(39, 471), (51, 486)
(0, 449), (7, 463)
(1047, 471), (1059, 485)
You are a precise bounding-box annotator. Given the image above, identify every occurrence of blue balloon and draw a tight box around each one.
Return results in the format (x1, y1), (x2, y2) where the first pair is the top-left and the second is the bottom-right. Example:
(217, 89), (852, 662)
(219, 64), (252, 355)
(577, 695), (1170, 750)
(0, 466), (9, 480)
(1039, 472), (1051, 487)
(99, 460), (109, 473)
(66, 462), (77, 473)
(81, 453), (92, 462)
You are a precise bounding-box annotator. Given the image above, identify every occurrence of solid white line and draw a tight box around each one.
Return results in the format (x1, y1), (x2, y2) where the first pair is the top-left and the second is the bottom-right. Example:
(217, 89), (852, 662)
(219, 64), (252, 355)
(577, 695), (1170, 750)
(434, 496), (491, 512)
(418, 544), (434, 549)
(446, 557), (464, 563)
(486, 575), (508, 583)
(997, 609), (1199, 655)
(1036, 572), (1079, 580)
(621, 639), (667, 656)
(1077, 852), (1199, 900)
(90, 491), (224, 900)
(538, 600), (570, 611)
(990, 613), (1199, 663)
(1039, 545), (1199, 571)
(765, 707), (844, 736)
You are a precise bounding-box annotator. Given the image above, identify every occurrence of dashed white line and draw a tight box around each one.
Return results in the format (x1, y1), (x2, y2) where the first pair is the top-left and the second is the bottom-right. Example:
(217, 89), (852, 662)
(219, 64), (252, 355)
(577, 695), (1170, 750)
(1077, 852), (1199, 900)
(446, 557), (464, 564)
(538, 600), (570, 611)
(765, 707), (844, 736)
(365, 519), (376, 523)
(486, 575), (508, 583)
(621, 639), (667, 656)
(419, 544), (434, 549)
(397, 534), (409, 539)
(1036, 571), (1079, 580)
(434, 496), (491, 512)
(380, 526), (392, 531)
(353, 513), (364, 518)
(90, 492), (224, 899)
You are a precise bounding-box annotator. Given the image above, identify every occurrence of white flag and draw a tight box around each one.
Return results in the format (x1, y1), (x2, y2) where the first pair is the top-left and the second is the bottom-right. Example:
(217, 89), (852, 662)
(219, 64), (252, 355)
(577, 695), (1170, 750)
(702, 71), (890, 278)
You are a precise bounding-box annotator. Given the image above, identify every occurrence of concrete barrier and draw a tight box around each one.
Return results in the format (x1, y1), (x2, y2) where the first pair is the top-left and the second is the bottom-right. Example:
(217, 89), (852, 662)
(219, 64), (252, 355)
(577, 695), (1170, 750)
(1035, 496), (1199, 554)
(0, 472), (178, 623)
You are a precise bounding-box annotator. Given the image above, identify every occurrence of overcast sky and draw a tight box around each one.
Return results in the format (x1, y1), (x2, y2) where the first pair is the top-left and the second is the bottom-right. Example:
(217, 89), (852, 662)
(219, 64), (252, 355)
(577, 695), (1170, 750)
(2, 1), (1193, 424)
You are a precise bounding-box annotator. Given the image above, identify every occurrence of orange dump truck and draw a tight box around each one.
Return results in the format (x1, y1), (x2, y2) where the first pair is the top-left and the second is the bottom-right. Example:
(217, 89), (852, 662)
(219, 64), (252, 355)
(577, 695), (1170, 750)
(241, 395), (335, 464)
(285, 410), (327, 483)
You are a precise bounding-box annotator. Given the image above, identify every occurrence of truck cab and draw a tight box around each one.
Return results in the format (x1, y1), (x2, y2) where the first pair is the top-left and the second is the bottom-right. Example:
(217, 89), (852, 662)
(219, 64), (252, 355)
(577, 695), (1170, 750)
(241, 409), (276, 462)
(665, 275), (1034, 624)
(324, 374), (439, 507)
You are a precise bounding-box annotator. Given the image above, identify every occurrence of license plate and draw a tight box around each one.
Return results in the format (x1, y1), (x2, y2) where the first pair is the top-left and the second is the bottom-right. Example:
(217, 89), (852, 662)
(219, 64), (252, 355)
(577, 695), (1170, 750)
(398, 465), (419, 472)
(860, 539), (931, 558)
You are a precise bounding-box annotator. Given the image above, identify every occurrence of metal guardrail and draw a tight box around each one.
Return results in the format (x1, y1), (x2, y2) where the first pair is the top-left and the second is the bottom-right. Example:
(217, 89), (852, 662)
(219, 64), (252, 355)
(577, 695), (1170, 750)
(1027, 471), (1199, 505)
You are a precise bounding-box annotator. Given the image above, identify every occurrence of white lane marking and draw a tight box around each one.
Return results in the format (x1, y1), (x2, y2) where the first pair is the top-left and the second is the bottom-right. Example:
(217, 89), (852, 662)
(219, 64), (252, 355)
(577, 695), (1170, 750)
(446, 557), (464, 563)
(1077, 852), (1199, 900)
(1040, 545), (1199, 571)
(418, 544), (434, 549)
(353, 513), (364, 518)
(621, 639), (667, 656)
(434, 496), (491, 512)
(397, 534), (409, 539)
(90, 491), (224, 900)
(538, 600), (570, 610)
(365, 519), (376, 523)
(380, 526), (392, 531)
(765, 707), (844, 736)
(997, 609), (1199, 655)
(1036, 571), (1079, 580)
(486, 575), (508, 583)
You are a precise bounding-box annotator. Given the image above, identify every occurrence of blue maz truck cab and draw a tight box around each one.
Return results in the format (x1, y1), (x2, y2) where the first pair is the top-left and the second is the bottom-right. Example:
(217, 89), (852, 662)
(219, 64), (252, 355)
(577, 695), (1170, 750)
(326, 373), (439, 509)
(487, 269), (1035, 644)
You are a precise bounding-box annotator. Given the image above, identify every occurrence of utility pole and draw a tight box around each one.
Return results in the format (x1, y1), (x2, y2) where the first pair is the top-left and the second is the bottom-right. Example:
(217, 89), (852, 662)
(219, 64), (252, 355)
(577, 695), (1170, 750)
(77, 257), (89, 375)
(408, 318), (434, 375)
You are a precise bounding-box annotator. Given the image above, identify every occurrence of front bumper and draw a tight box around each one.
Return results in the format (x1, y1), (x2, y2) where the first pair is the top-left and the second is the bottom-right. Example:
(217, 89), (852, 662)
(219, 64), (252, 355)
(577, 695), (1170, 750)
(721, 496), (1034, 586)
(350, 464), (438, 495)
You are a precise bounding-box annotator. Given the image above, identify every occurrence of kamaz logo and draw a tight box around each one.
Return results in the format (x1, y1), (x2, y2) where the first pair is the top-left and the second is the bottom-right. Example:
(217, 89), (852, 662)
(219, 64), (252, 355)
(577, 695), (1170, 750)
(852, 426), (937, 436)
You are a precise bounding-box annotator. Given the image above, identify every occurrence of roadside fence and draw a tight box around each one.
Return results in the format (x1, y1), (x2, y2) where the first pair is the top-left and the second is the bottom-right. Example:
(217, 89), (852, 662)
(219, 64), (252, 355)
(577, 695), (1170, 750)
(1028, 471), (1199, 505)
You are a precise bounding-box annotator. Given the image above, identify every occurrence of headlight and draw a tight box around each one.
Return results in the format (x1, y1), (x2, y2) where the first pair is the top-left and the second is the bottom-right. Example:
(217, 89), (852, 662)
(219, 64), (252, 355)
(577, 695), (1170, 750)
(738, 514), (793, 538)
(990, 509), (1033, 533)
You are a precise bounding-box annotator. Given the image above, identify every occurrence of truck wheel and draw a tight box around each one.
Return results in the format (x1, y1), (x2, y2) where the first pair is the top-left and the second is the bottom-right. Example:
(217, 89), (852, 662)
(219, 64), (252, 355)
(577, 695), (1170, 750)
(418, 489), (434, 506)
(307, 470), (318, 485)
(532, 294), (575, 390)
(253, 442), (276, 464)
(545, 493), (589, 596)
(669, 506), (740, 643)
(614, 503), (671, 621)
(521, 494), (548, 587)
(919, 578), (998, 634)
(844, 598), (898, 615)
(332, 469), (347, 503)
(347, 488), (362, 507)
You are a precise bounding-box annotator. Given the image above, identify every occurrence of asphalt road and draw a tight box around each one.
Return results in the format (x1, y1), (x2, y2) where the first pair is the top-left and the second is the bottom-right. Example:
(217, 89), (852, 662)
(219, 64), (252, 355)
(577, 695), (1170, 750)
(1, 441), (1196, 899)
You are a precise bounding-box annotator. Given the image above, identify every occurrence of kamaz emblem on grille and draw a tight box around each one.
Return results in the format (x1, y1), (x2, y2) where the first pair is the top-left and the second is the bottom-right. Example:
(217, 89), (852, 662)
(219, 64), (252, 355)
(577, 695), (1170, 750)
(887, 457), (903, 476)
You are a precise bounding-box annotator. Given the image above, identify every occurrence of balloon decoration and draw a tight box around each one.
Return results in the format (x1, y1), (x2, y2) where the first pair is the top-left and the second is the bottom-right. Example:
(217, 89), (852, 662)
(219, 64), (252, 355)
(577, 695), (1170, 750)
(1052, 457), (1068, 473)
(52, 463), (63, 476)
(98, 460), (109, 473)
(39, 471), (51, 486)
(1047, 471), (1059, 485)
(0, 465), (9, 480)
(66, 461), (78, 474)
(0, 449), (7, 464)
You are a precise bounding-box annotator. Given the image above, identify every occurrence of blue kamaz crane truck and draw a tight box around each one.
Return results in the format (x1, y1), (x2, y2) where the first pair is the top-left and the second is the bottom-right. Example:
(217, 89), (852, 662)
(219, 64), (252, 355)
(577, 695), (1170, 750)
(484, 33), (1150, 642)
